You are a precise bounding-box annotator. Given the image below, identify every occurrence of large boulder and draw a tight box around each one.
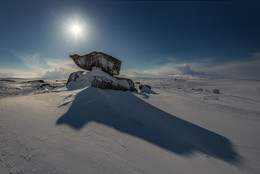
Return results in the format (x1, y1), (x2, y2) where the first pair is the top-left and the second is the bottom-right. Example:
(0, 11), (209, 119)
(115, 77), (137, 92)
(70, 51), (121, 76)
(66, 67), (136, 91)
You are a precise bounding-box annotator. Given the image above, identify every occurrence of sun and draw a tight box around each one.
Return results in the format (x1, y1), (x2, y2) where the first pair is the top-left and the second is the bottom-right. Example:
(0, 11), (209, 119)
(63, 15), (87, 43)
(71, 24), (82, 36)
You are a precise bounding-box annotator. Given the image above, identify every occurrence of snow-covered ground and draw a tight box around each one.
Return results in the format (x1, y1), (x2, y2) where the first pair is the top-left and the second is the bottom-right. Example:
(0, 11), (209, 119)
(0, 78), (260, 174)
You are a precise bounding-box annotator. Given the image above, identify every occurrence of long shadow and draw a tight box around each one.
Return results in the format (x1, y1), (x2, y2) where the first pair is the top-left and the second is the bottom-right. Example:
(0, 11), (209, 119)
(56, 87), (241, 163)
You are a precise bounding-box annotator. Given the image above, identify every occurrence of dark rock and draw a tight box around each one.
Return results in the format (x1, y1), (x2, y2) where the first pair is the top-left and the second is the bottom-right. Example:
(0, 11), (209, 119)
(91, 78), (129, 91)
(135, 82), (141, 84)
(70, 51), (121, 75)
(40, 84), (47, 88)
(191, 88), (204, 91)
(213, 89), (220, 94)
(24, 80), (45, 84)
(139, 85), (151, 90)
(115, 77), (137, 92)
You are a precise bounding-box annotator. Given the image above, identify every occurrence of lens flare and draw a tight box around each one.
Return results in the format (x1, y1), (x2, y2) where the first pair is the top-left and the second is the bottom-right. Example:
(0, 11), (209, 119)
(71, 24), (81, 36)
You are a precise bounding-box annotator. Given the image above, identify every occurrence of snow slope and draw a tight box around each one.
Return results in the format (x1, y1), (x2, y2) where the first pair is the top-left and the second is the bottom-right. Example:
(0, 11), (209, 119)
(0, 78), (260, 174)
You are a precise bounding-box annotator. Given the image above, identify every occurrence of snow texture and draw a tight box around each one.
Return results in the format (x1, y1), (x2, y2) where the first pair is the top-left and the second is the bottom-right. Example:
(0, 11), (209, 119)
(0, 78), (260, 174)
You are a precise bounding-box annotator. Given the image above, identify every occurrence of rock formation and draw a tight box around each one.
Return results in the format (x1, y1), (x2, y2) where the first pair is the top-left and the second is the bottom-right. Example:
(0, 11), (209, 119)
(213, 89), (220, 94)
(67, 51), (137, 92)
(139, 84), (151, 90)
(139, 85), (154, 94)
(70, 51), (121, 76)
(115, 77), (137, 92)
(66, 68), (136, 91)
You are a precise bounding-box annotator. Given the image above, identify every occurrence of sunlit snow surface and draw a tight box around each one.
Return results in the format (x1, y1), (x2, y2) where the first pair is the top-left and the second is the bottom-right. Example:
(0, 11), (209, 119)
(0, 78), (67, 98)
(0, 77), (260, 174)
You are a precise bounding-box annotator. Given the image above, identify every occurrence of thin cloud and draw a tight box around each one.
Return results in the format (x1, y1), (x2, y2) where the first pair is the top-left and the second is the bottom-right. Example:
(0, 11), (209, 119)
(42, 59), (78, 79)
(0, 69), (39, 78)
(14, 52), (47, 73)
(252, 52), (260, 58)
(201, 58), (260, 79)
(2, 52), (260, 79)
(123, 53), (260, 79)
(0, 52), (79, 79)
(122, 63), (212, 78)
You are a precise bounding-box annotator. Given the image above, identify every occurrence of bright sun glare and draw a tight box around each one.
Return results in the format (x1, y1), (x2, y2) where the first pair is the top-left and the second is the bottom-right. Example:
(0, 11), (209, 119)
(71, 24), (81, 36)
(66, 16), (87, 42)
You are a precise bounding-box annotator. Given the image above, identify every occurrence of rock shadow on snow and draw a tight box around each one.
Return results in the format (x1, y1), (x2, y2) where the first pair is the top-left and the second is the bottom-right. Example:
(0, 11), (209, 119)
(56, 87), (241, 164)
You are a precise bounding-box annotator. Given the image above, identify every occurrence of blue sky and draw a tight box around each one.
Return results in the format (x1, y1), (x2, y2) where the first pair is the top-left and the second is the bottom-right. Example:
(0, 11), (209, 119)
(0, 0), (260, 79)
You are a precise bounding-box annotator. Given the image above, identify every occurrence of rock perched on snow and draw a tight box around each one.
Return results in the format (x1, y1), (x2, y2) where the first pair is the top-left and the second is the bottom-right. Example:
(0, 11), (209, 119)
(213, 89), (220, 94)
(70, 51), (121, 76)
(139, 85), (151, 90)
(67, 52), (137, 91)
(66, 67), (136, 91)
(139, 85), (153, 94)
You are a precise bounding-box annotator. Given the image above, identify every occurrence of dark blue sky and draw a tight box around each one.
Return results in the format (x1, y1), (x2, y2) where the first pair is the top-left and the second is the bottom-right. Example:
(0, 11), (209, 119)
(0, 0), (259, 78)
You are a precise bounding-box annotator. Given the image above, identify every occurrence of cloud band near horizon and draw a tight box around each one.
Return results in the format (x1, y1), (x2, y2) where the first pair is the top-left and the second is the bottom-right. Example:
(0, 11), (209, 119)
(0, 52), (260, 79)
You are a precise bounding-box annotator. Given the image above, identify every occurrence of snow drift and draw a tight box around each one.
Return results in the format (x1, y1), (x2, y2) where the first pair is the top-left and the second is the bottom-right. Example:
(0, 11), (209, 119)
(57, 87), (240, 163)
(1, 78), (260, 174)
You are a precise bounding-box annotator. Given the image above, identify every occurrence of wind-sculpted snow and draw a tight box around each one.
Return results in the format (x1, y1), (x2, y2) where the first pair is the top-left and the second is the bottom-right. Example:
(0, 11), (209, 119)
(1, 78), (260, 173)
(57, 87), (240, 163)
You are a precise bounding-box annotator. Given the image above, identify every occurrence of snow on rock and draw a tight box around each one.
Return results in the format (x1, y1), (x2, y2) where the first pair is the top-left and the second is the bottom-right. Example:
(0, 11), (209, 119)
(68, 51), (137, 91)
(70, 51), (121, 75)
(66, 67), (136, 91)
(115, 77), (137, 92)
(139, 84), (155, 94)
(139, 84), (151, 90)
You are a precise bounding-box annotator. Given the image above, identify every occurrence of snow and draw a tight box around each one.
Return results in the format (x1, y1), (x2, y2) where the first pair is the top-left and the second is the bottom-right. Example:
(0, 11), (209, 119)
(0, 78), (66, 98)
(66, 67), (130, 90)
(96, 54), (114, 70)
(0, 78), (260, 174)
